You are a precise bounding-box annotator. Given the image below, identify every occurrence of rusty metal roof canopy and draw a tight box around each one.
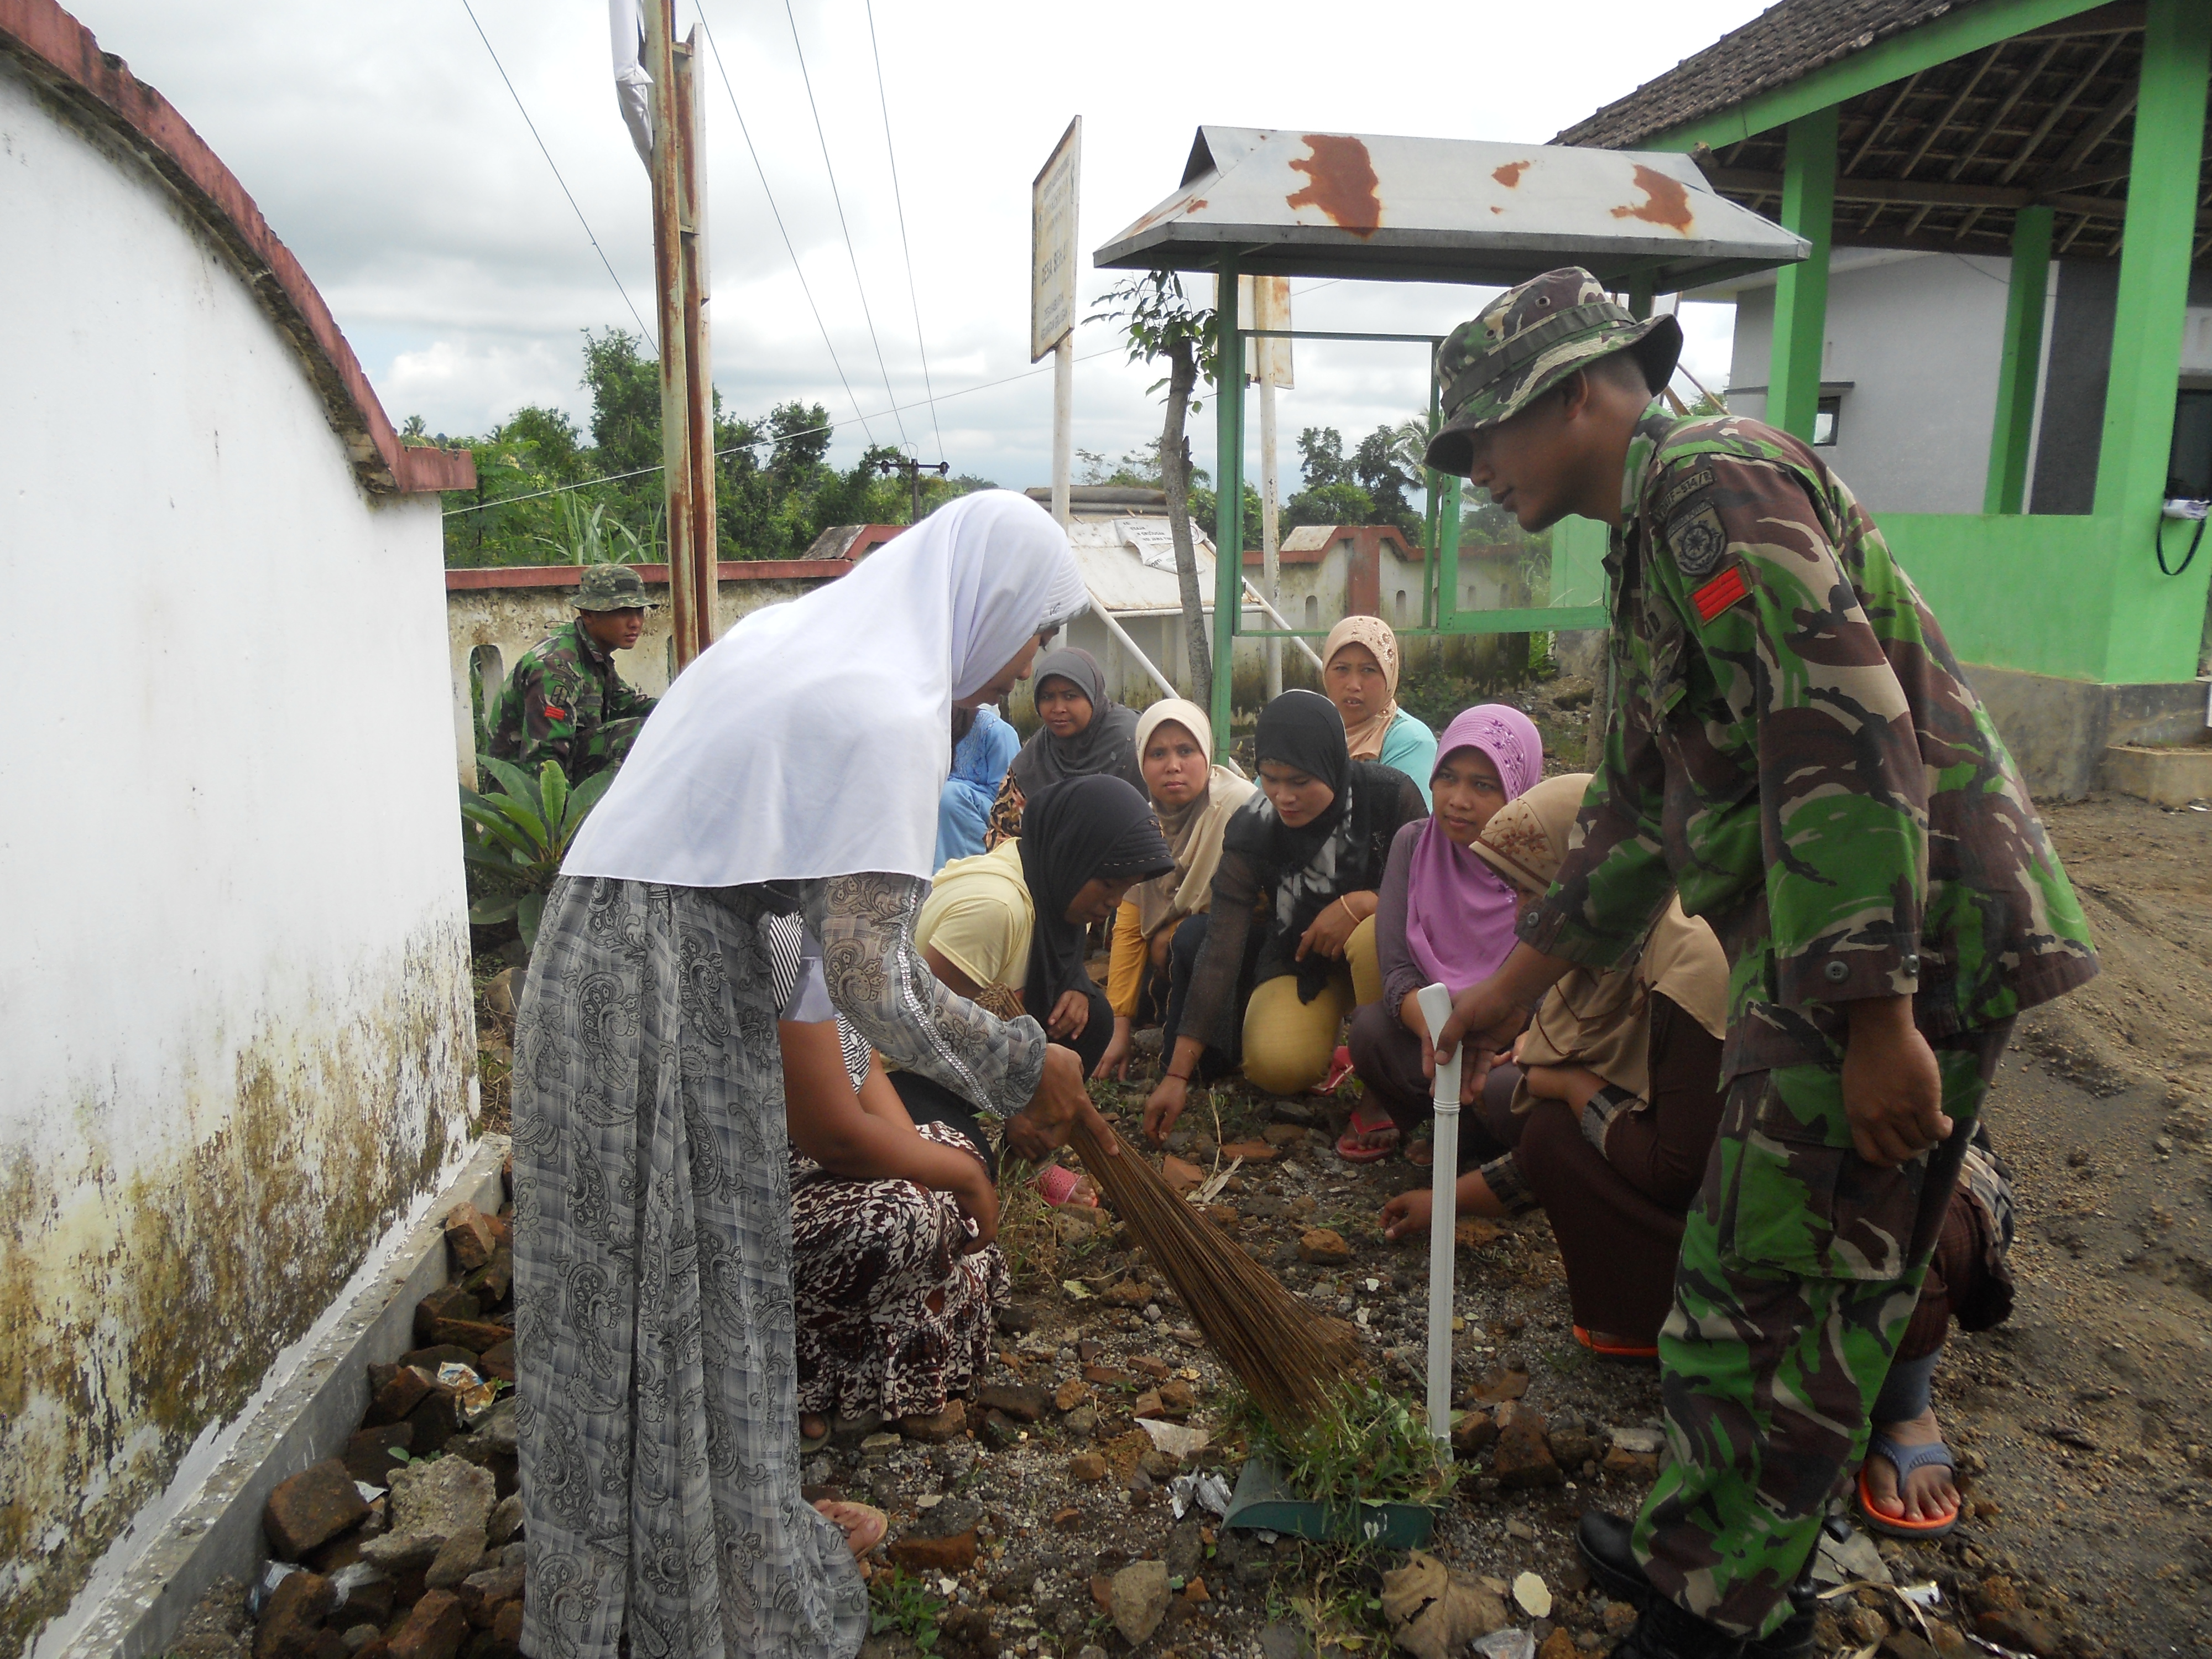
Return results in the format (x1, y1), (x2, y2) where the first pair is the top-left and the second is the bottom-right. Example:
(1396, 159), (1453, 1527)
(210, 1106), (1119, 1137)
(1095, 127), (1809, 289)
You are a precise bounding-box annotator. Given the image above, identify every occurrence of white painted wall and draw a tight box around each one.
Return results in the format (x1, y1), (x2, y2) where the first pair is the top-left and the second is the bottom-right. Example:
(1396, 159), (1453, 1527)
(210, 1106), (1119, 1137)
(0, 59), (472, 1653)
(1722, 250), (2015, 514)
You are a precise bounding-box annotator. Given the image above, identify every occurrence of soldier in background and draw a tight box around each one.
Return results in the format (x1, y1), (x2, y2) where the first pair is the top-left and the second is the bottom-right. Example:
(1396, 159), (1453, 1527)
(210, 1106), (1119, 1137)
(1423, 270), (2096, 1659)
(488, 562), (660, 784)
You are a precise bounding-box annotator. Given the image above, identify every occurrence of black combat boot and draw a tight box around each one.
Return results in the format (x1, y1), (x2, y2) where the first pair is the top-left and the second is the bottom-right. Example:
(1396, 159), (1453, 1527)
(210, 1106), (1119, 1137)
(1611, 1596), (1745, 1659)
(1577, 1511), (1816, 1659)
(1577, 1510), (1652, 1604)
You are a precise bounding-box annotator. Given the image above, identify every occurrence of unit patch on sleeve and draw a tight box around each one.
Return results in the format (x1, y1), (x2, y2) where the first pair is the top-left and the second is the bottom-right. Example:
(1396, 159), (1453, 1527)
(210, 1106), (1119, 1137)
(1666, 499), (1730, 581)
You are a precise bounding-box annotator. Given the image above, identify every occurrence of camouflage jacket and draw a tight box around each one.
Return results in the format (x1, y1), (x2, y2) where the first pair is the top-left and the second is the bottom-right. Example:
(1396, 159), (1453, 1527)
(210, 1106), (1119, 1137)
(1523, 410), (2097, 1076)
(487, 619), (656, 785)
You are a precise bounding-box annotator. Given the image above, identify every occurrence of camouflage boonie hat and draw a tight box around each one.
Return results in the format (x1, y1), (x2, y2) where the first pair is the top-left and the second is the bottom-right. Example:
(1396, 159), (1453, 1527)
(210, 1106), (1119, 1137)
(574, 562), (657, 612)
(1423, 267), (1684, 477)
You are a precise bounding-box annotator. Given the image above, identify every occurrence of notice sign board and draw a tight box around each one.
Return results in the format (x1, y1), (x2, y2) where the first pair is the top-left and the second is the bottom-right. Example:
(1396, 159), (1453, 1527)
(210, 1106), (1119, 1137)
(1031, 117), (1082, 362)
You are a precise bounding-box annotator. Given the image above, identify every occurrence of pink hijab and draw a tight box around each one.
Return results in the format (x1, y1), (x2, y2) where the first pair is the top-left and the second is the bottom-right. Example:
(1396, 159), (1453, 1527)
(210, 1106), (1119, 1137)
(1403, 705), (1545, 993)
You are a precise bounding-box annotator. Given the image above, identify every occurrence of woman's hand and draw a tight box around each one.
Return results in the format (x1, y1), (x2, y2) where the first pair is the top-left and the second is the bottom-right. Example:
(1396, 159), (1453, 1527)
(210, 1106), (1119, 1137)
(1093, 1016), (1133, 1081)
(947, 1157), (1000, 1251)
(1380, 1186), (1432, 1241)
(1142, 1073), (1188, 1146)
(1397, 989), (1437, 1077)
(1048, 989), (1091, 1042)
(1296, 893), (1369, 962)
(1006, 1045), (1117, 1163)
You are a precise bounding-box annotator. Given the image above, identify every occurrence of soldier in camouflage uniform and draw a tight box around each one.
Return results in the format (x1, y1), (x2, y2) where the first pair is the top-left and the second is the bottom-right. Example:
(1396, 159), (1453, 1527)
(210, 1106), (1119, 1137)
(488, 562), (661, 785)
(1423, 269), (2097, 1659)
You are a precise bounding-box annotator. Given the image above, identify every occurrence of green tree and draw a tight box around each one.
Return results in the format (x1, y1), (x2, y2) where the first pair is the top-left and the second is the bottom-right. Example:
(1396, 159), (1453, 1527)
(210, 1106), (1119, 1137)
(1091, 272), (1220, 711)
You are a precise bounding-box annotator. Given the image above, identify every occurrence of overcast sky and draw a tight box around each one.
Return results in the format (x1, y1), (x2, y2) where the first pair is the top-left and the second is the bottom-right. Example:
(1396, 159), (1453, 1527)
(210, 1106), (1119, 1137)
(69, 0), (1771, 495)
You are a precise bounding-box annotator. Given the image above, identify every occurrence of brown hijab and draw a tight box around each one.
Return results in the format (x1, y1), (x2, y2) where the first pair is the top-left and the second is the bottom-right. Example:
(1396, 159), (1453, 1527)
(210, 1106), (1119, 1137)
(1472, 773), (1728, 1100)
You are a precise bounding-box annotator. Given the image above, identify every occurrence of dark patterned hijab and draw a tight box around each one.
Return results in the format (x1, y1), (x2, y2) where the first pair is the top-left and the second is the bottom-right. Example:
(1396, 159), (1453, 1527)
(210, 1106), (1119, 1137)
(1225, 690), (1412, 1001)
(1007, 647), (1142, 796)
(1017, 776), (1173, 1018)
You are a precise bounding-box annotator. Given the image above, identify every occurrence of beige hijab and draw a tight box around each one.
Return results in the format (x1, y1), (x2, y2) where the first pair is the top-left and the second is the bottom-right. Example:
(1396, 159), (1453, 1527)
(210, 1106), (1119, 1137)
(1472, 773), (1729, 1100)
(1131, 700), (1255, 938)
(1321, 615), (1401, 761)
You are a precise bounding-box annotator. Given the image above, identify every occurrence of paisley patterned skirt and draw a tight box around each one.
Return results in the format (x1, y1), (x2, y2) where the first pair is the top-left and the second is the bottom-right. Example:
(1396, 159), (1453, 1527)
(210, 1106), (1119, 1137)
(791, 1122), (1008, 1421)
(511, 875), (868, 1659)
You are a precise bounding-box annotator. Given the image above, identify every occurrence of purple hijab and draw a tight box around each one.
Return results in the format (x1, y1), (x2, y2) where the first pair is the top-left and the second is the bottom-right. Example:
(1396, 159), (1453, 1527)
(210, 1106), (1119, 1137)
(1403, 705), (1545, 992)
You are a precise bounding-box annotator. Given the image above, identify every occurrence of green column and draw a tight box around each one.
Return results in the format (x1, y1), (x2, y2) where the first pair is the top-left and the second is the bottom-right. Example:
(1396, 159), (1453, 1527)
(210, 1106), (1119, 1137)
(1768, 105), (1837, 442)
(1984, 206), (2053, 516)
(1625, 273), (1654, 321)
(1439, 476), (1463, 623)
(2093, 0), (2212, 682)
(1212, 257), (1245, 755)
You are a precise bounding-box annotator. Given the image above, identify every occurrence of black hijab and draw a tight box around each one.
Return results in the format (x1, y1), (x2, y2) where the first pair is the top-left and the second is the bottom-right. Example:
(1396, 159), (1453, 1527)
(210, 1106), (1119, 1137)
(1008, 647), (1142, 797)
(1017, 775), (1173, 1018)
(1225, 690), (1413, 1001)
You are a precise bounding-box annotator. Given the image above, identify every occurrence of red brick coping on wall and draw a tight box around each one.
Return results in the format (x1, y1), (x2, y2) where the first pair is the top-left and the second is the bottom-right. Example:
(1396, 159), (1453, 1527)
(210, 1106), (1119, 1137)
(0, 0), (474, 497)
(445, 560), (857, 592)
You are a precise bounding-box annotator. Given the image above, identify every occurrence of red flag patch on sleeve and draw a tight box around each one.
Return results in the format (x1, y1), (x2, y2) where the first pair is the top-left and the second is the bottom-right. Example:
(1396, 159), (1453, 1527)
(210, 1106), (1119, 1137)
(541, 705), (568, 721)
(1691, 566), (1749, 624)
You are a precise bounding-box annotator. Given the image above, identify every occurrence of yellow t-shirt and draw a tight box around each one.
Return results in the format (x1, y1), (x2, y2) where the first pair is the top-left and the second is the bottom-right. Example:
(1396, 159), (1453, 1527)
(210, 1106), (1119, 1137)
(915, 839), (1034, 990)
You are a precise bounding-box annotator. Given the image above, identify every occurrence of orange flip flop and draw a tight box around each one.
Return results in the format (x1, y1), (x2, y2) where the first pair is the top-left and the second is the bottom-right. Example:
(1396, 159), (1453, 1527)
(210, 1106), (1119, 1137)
(1855, 1433), (1960, 1538)
(1574, 1326), (1660, 1363)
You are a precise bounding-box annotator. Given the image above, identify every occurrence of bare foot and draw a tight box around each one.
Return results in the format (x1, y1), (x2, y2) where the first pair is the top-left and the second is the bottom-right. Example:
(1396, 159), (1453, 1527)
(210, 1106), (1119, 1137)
(813, 1500), (886, 1558)
(1861, 1406), (1960, 1526)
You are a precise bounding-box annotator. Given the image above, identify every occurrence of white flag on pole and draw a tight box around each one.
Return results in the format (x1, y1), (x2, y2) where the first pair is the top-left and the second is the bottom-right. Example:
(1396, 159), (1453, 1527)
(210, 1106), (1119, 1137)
(609, 0), (652, 169)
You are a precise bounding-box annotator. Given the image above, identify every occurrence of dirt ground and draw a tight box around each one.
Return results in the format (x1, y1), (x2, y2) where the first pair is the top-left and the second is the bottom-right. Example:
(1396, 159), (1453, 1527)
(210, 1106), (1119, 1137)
(452, 790), (2211, 1659)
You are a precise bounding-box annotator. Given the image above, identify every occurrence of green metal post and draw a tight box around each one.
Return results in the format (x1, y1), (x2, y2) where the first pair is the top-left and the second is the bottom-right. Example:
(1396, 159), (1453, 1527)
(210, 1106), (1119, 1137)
(1212, 258), (1245, 756)
(1768, 105), (1837, 443)
(2091, 0), (2212, 682)
(1625, 273), (1654, 321)
(1439, 476), (1463, 625)
(1426, 347), (1444, 625)
(1984, 206), (2053, 516)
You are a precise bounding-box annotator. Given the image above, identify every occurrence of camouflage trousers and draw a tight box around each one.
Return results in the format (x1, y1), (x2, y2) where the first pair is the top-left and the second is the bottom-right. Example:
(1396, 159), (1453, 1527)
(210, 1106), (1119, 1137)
(1632, 1021), (2012, 1639)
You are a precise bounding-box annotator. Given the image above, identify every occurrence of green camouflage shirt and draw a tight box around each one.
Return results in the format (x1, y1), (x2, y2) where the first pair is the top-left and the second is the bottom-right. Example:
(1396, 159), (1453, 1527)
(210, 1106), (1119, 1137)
(1524, 410), (2097, 1075)
(487, 619), (656, 785)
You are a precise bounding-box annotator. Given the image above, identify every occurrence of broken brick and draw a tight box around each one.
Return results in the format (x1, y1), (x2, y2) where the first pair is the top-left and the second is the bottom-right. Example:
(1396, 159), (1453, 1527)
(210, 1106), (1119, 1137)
(264, 1462), (369, 1561)
(444, 1204), (497, 1272)
(387, 1589), (469, 1659)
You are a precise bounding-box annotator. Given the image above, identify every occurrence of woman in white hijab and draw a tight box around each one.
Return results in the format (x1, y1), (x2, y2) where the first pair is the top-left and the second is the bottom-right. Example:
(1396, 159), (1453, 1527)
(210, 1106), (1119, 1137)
(514, 492), (1105, 1659)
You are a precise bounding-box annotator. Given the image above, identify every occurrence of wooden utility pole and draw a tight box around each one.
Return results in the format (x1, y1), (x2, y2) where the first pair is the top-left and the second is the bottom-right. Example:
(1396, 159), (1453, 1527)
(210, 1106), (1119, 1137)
(643, 0), (716, 670)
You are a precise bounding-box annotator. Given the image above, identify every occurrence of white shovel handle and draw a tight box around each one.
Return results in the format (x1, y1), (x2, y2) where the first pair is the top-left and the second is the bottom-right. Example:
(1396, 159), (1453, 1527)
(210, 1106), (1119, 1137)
(1416, 983), (1461, 1446)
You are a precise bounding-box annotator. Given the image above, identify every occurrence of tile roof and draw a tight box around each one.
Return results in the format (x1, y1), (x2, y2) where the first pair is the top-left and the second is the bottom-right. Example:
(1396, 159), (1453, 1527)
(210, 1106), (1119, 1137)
(1556, 0), (1991, 149)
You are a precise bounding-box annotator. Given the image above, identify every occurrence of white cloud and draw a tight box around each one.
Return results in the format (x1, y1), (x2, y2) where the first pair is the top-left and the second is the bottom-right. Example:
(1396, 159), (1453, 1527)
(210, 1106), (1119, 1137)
(68, 0), (1770, 490)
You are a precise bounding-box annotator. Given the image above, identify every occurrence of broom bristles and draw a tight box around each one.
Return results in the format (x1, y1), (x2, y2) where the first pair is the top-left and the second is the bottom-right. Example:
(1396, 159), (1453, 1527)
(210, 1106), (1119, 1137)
(1068, 1117), (1363, 1432)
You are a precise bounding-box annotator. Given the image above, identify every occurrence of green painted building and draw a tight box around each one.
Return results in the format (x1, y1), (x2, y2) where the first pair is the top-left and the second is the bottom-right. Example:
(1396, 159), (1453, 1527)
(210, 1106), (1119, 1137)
(1561, 0), (2212, 791)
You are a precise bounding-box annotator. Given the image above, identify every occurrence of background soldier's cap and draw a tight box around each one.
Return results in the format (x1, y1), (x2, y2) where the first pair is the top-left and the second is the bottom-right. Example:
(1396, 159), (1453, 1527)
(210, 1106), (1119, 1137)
(1423, 266), (1683, 477)
(574, 562), (658, 612)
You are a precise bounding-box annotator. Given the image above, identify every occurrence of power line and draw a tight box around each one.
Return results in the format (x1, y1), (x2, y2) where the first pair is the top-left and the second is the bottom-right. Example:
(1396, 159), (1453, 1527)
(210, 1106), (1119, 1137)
(442, 344), (1128, 518)
(863, 0), (944, 464)
(693, 1), (877, 444)
(458, 0), (654, 346)
(781, 0), (911, 452)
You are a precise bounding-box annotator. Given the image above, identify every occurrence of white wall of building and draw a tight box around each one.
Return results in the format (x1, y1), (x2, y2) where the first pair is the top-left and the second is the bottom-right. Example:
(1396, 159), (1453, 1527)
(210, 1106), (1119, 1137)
(0, 58), (472, 1652)
(1721, 250), (2017, 514)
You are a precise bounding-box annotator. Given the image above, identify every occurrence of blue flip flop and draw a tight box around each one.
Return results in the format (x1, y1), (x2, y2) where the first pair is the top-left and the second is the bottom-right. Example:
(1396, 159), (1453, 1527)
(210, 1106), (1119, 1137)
(1856, 1431), (1960, 1538)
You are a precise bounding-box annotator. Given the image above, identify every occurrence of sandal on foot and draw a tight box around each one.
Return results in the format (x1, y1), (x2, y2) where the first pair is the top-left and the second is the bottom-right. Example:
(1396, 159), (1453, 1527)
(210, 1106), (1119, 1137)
(1034, 1164), (1097, 1207)
(814, 1500), (888, 1557)
(1314, 1045), (1357, 1096)
(1855, 1432), (1960, 1538)
(1334, 1099), (1400, 1164)
(1574, 1326), (1660, 1363)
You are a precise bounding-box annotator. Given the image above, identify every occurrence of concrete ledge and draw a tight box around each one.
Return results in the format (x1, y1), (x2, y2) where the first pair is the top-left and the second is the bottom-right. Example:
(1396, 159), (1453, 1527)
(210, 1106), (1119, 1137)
(2101, 737), (2212, 808)
(56, 1135), (511, 1659)
(1960, 663), (2211, 801)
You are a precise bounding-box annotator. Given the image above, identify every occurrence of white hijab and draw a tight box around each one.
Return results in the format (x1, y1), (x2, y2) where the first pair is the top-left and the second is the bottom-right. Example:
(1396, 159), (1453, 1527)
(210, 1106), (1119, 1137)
(564, 489), (1089, 888)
